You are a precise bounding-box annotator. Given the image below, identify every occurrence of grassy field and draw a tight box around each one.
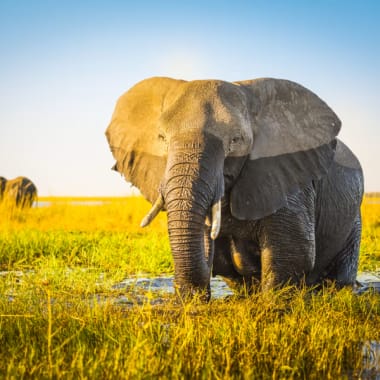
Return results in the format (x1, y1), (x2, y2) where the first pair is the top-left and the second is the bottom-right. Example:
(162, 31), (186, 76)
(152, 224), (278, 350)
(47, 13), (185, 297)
(0, 196), (379, 379)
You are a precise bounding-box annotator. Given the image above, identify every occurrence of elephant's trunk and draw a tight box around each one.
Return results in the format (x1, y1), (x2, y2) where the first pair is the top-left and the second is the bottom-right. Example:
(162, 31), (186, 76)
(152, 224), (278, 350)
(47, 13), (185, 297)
(163, 133), (225, 300)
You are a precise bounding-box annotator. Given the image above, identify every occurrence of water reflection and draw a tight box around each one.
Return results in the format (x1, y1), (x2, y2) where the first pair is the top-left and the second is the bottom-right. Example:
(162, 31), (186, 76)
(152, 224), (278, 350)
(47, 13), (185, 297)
(112, 275), (234, 305)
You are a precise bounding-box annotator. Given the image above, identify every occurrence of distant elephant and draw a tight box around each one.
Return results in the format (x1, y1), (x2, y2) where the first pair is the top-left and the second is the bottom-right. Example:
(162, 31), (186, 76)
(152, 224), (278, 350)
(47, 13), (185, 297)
(106, 77), (364, 300)
(0, 176), (37, 208)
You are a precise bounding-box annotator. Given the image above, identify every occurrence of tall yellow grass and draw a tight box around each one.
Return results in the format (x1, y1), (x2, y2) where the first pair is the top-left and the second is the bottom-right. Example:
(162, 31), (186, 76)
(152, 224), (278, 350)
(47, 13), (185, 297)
(0, 195), (379, 379)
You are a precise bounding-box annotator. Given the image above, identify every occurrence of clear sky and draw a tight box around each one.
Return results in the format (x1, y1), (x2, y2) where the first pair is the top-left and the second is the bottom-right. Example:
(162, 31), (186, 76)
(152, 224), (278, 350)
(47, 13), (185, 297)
(0, 0), (379, 195)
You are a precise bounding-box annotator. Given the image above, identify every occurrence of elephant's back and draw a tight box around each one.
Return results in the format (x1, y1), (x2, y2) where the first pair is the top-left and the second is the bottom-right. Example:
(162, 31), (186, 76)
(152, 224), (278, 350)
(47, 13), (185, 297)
(330, 139), (364, 206)
(2, 176), (37, 207)
(333, 139), (362, 171)
(314, 140), (364, 260)
(316, 141), (363, 222)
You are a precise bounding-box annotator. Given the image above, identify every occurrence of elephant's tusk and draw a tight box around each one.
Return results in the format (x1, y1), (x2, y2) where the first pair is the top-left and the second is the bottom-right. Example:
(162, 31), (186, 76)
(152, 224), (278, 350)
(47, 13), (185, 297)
(140, 194), (164, 227)
(210, 200), (221, 240)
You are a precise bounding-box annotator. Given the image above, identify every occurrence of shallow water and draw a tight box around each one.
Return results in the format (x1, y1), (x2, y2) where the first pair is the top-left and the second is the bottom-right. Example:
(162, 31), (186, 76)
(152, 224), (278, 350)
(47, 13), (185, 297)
(34, 200), (107, 207)
(111, 275), (234, 305)
(2, 270), (379, 303)
(361, 340), (380, 378)
(364, 199), (380, 204)
(111, 272), (380, 303)
(355, 272), (380, 295)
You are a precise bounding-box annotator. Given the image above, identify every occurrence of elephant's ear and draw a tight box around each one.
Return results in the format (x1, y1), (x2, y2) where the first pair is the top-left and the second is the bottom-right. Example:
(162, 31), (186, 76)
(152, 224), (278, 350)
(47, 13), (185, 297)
(105, 77), (185, 203)
(230, 78), (341, 220)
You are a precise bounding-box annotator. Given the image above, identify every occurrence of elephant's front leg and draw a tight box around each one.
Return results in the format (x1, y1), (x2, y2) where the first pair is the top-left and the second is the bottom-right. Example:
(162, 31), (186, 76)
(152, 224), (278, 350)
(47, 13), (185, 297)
(259, 203), (316, 291)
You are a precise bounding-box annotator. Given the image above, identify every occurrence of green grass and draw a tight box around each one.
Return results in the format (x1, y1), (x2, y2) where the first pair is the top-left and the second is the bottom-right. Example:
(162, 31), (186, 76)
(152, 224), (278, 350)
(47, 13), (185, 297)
(0, 196), (379, 379)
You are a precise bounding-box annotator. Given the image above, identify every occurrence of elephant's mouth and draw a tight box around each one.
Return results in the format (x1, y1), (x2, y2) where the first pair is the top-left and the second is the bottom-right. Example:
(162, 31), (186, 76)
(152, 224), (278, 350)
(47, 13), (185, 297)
(140, 193), (222, 241)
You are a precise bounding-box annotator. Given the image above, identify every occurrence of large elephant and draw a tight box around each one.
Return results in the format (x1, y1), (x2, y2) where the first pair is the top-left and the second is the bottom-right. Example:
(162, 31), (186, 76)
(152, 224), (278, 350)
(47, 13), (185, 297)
(106, 77), (364, 300)
(0, 176), (37, 208)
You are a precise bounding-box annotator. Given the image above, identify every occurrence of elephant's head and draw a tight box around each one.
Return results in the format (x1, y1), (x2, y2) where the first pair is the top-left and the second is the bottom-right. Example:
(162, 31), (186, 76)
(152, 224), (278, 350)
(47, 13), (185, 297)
(106, 77), (340, 299)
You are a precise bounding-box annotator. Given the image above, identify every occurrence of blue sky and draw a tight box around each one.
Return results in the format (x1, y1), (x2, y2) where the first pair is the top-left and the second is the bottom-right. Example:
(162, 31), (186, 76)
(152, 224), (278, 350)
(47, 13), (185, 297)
(0, 0), (379, 195)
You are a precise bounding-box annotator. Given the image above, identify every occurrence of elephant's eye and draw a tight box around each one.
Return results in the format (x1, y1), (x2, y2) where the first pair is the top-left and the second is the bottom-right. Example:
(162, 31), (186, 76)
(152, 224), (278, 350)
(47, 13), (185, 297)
(231, 136), (242, 144)
(228, 135), (243, 154)
(158, 133), (166, 142)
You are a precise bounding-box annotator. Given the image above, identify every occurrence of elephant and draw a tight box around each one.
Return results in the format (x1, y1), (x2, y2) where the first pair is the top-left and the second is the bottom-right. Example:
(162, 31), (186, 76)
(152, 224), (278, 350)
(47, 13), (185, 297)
(0, 176), (37, 208)
(106, 77), (364, 300)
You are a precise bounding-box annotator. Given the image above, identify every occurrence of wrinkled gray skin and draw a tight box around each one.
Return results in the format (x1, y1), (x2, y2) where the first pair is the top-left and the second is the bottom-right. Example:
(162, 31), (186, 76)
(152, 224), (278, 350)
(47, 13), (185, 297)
(0, 176), (37, 208)
(106, 77), (364, 300)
